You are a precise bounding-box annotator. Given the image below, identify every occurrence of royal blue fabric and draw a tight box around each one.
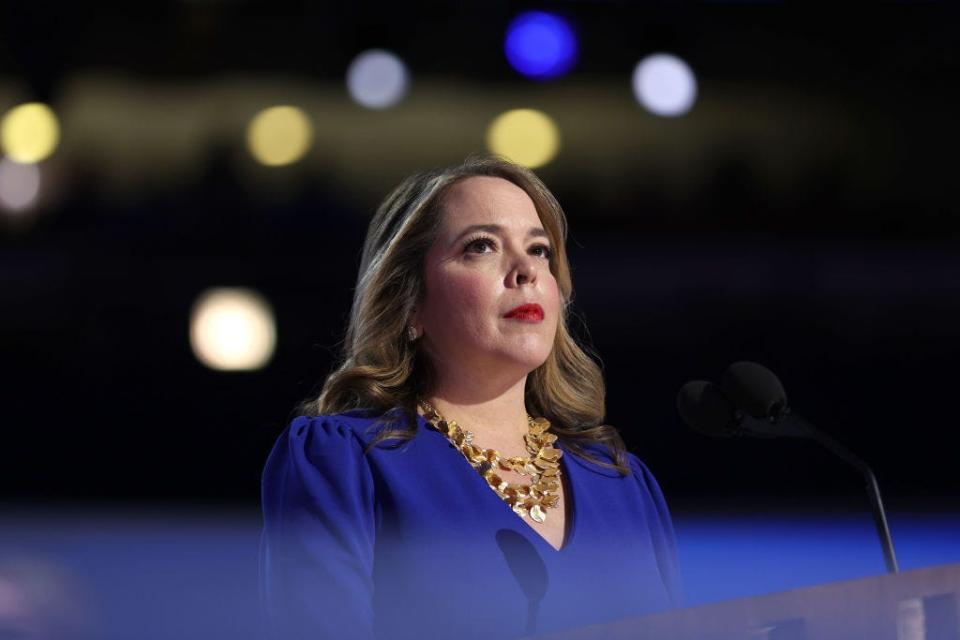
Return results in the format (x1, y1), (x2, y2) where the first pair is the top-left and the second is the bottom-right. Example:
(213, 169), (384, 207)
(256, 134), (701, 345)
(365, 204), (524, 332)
(259, 408), (682, 640)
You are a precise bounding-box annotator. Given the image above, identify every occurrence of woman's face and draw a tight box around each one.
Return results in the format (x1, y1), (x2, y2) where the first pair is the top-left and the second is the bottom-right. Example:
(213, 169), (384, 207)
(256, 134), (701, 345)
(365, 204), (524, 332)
(413, 176), (561, 382)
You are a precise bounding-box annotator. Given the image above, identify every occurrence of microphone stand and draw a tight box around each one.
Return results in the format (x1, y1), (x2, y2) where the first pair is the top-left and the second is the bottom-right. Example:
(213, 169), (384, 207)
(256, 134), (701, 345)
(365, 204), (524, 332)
(788, 412), (900, 574)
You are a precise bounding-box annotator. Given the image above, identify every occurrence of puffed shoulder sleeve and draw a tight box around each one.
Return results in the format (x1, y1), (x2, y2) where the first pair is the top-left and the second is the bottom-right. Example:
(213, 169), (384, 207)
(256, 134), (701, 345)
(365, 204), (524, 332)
(629, 453), (684, 609)
(259, 415), (377, 640)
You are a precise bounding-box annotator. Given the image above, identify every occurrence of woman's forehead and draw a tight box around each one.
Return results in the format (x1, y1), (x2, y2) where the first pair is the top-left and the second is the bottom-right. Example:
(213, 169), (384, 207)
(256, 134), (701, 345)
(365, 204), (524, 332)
(440, 176), (541, 229)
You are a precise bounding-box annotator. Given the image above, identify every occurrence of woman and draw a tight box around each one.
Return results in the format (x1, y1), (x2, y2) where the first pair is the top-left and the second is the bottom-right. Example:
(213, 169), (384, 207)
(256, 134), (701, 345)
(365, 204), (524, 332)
(259, 155), (681, 640)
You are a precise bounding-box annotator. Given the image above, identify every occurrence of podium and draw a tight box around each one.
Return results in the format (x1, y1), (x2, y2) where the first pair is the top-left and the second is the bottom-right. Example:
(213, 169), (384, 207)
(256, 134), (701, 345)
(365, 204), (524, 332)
(535, 562), (960, 640)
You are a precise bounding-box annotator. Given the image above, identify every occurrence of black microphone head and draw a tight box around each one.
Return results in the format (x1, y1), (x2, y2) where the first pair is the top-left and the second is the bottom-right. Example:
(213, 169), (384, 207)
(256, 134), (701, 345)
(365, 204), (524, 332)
(677, 380), (736, 437)
(721, 361), (788, 419)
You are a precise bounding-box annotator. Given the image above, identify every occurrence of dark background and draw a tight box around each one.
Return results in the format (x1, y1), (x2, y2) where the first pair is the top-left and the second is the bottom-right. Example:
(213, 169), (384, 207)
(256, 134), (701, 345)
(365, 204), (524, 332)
(2, 2), (959, 515)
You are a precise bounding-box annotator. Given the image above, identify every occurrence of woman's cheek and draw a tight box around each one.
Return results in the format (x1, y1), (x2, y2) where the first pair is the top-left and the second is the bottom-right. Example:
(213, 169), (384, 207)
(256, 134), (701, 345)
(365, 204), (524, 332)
(546, 275), (561, 316)
(449, 273), (493, 309)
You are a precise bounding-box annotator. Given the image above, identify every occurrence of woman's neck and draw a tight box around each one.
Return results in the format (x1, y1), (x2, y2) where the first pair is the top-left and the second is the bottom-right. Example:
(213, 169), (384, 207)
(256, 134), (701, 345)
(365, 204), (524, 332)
(421, 375), (531, 446)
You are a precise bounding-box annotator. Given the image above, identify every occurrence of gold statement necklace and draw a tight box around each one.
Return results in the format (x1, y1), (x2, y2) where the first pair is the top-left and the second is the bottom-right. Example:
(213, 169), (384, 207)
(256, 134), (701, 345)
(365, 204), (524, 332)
(417, 398), (563, 523)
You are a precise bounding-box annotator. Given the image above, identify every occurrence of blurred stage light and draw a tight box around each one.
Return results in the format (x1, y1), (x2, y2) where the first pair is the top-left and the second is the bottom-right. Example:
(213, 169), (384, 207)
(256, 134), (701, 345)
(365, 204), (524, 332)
(246, 106), (313, 167)
(504, 11), (577, 80)
(0, 158), (41, 214)
(486, 109), (560, 169)
(0, 103), (61, 163)
(189, 287), (276, 371)
(632, 53), (698, 117)
(346, 49), (410, 109)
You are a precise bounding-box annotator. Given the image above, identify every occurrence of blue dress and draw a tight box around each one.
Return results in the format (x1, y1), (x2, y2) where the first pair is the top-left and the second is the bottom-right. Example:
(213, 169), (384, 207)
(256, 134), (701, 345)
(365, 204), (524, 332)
(259, 408), (682, 640)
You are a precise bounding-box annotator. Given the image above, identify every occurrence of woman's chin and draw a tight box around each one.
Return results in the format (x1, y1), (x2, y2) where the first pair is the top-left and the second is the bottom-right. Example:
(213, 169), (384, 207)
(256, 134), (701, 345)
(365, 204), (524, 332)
(497, 345), (552, 373)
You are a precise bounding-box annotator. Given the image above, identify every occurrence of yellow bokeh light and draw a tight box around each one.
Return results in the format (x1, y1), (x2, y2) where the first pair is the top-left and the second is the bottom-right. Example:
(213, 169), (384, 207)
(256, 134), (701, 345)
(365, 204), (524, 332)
(189, 287), (277, 371)
(0, 103), (61, 163)
(485, 109), (560, 169)
(246, 105), (313, 167)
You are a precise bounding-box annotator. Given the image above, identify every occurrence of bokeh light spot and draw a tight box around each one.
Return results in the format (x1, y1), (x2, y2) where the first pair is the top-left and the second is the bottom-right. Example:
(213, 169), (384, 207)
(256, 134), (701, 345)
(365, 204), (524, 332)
(505, 12), (577, 80)
(189, 288), (277, 371)
(246, 106), (313, 166)
(0, 103), (61, 163)
(632, 53), (698, 117)
(0, 158), (41, 213)
(346, 49), (410, 109)
(486, 109), (560, 169)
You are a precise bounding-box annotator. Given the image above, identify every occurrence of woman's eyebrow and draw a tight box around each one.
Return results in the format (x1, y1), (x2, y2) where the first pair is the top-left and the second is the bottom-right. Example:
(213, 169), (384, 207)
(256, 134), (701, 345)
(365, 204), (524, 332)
(451, 224), (549, 245)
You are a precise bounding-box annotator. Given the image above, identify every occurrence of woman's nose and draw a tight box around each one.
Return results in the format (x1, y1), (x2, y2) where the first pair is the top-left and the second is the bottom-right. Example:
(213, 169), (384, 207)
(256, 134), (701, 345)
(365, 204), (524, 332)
(509, 255), (537, 287)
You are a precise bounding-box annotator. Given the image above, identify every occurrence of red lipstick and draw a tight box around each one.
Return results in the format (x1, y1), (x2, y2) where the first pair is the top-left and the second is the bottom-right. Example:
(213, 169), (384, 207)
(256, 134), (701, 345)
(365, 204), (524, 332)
(503, 303), (544, 322)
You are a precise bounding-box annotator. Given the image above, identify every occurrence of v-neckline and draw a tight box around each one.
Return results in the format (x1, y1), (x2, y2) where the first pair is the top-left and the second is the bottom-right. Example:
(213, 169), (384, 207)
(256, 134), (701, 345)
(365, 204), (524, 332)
(418, 413), (578, 554)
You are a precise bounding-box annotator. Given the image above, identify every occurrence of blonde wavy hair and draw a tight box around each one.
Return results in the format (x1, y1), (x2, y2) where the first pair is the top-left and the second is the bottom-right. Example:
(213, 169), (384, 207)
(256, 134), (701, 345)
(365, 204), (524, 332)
(298, 154), (629, 475)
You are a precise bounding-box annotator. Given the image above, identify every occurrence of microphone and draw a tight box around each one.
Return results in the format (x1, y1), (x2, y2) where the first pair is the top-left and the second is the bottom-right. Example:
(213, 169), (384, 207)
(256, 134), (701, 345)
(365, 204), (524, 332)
(677, 361), (899, 574)
(676, 377), (808, 439)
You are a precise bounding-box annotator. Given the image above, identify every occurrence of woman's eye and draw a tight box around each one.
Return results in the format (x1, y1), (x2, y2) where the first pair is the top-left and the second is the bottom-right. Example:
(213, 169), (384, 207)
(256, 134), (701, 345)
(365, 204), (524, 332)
(465, 237), (496, 253)
(531, 244), (553, 259)
(464, 237), (551, 259)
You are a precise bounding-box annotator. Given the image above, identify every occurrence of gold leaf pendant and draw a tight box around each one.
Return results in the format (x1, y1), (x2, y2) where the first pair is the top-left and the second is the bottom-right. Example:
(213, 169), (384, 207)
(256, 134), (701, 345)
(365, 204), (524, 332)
(419, 399), (563, 523)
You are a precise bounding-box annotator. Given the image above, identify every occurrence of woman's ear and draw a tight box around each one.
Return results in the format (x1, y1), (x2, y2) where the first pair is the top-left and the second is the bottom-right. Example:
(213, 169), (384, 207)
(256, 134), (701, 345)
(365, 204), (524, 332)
(407, 308), (422, 340)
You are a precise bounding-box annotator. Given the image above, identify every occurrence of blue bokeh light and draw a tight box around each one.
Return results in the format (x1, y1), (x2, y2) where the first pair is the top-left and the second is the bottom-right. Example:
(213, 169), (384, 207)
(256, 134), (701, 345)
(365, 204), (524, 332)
(504, 11), (577, 80)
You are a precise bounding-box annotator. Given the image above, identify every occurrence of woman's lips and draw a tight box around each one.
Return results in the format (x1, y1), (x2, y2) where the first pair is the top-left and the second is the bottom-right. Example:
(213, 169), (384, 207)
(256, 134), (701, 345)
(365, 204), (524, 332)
(504, 303), (544, 322)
